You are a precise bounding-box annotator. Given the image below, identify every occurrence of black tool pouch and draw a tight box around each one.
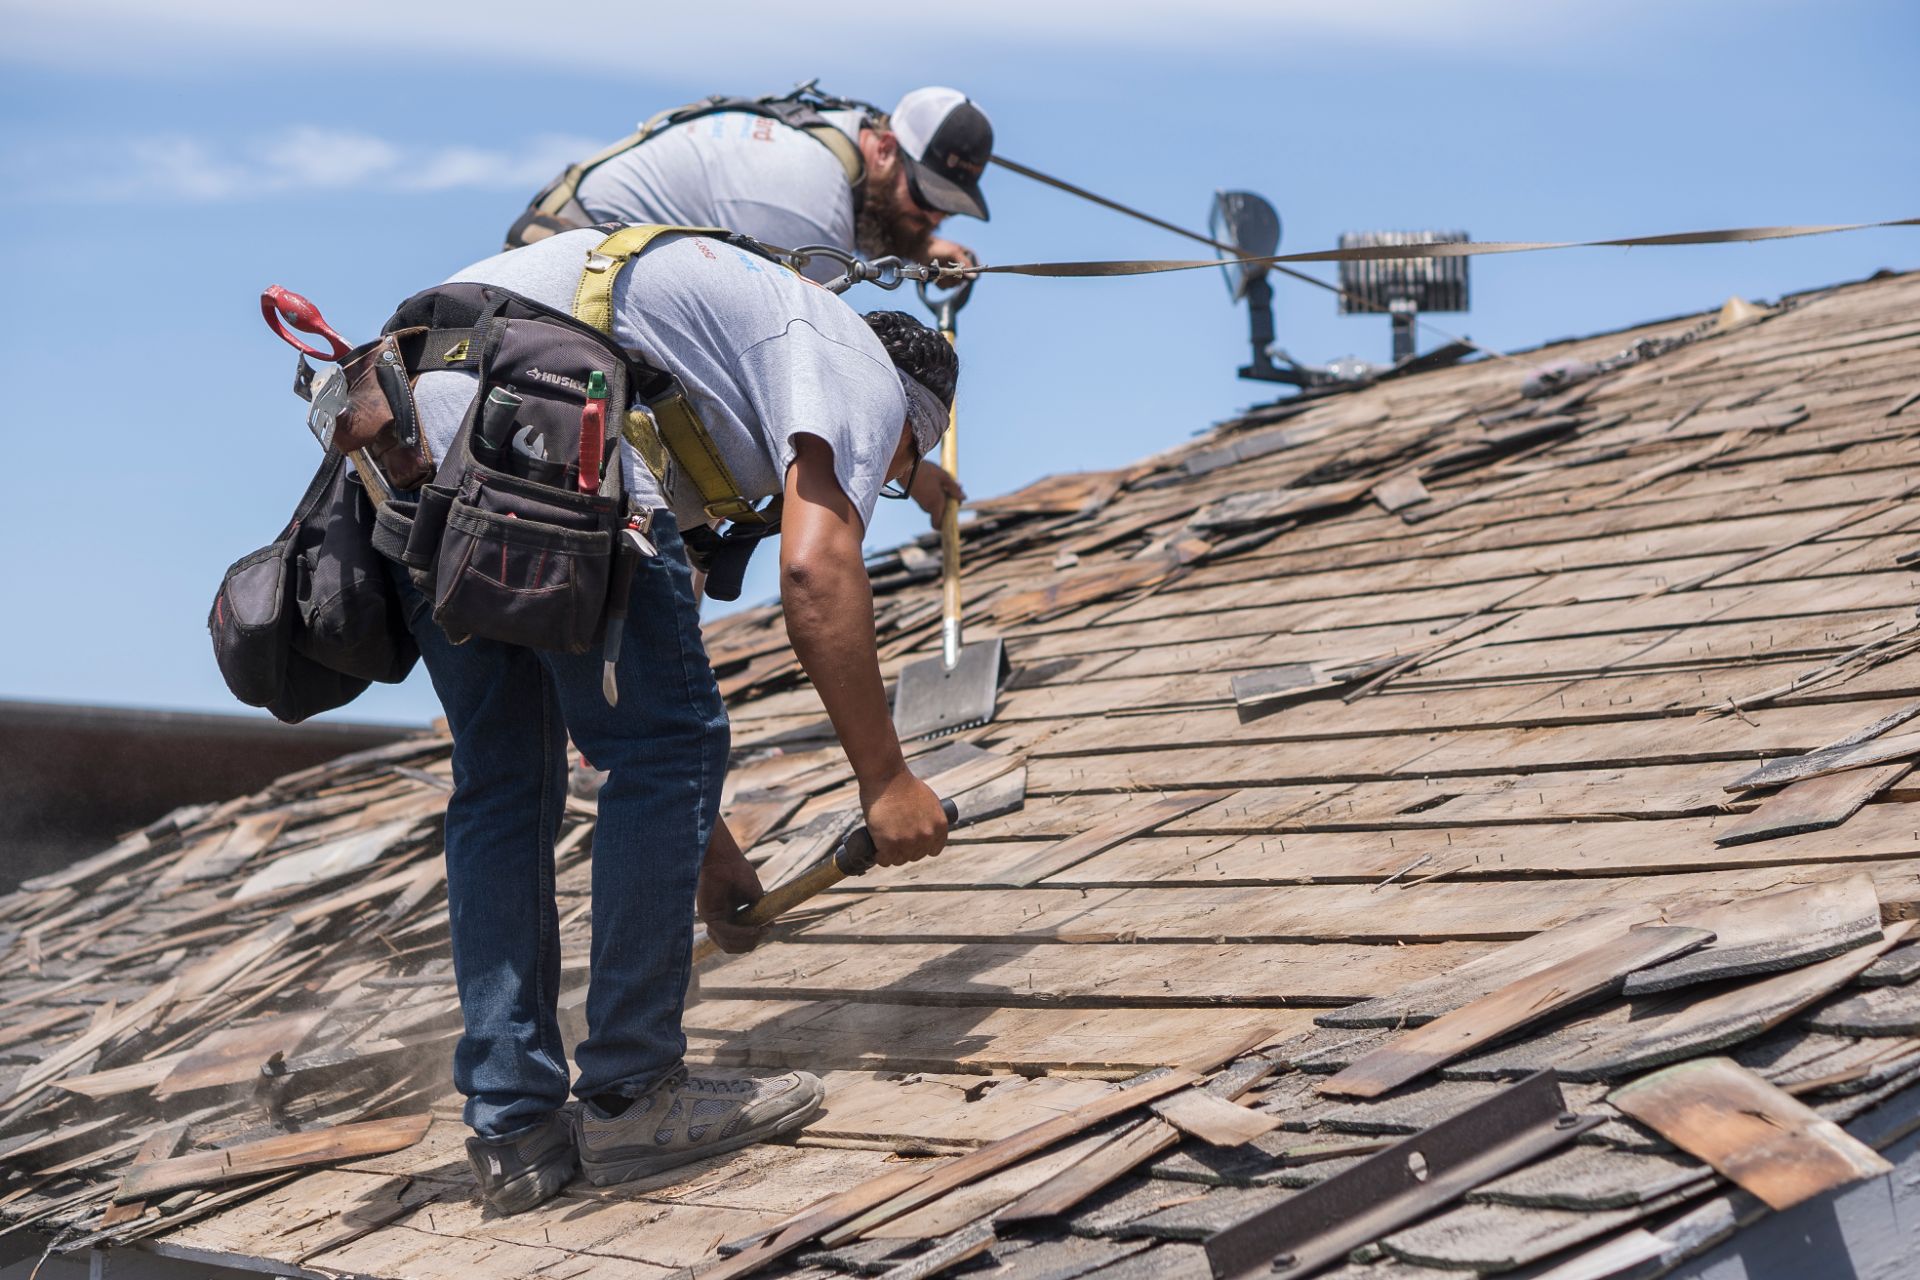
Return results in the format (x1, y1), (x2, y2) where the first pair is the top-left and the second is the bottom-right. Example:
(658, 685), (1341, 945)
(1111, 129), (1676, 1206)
(292, 457), (418, 683)
(210, 541), (296, 708)
(375, 284), (637, 661)
(210, 450), (417, 723)
(431, 461), (620, 653)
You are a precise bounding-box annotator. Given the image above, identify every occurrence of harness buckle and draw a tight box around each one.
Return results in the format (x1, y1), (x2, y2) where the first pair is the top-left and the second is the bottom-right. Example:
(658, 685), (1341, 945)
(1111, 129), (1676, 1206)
(702, 496), (761, 524)
(584, 252), (617, 274)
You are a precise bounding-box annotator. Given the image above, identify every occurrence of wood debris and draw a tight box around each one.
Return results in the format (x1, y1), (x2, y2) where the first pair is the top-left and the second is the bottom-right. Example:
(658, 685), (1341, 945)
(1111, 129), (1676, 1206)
(1610, 1057), (1890, 1210)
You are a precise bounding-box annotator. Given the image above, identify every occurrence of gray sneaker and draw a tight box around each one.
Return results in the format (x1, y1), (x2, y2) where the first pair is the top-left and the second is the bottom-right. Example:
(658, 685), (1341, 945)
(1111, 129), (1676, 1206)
(464, 1109), (577, 1215)
(575, 1065), (826, 1185)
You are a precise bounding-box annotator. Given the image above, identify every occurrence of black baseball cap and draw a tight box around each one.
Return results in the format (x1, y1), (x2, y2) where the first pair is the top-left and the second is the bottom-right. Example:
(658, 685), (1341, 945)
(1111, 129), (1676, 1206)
(890, 87), (993, 222)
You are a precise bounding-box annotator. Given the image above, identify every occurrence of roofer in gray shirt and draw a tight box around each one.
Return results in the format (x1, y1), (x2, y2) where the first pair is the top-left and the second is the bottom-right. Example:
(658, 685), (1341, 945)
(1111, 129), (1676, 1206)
(402, 228), (957, 1213)
(511, 84), (992, 278)
(506, 84), (990, 527)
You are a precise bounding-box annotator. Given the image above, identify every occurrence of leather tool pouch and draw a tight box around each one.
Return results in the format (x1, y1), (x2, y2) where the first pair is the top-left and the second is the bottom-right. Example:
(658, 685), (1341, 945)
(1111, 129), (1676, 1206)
(330, 332), (435, 490)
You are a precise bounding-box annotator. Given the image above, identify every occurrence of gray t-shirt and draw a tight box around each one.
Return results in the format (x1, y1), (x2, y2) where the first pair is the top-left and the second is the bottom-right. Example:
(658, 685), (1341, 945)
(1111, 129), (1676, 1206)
(575, 110), (863, 283)
(413, 228), (906, 531)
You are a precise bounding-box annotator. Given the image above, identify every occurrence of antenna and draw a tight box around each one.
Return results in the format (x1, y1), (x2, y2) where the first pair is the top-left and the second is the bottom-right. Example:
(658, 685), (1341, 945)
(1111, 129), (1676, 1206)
(1336, 230), (1470, 363)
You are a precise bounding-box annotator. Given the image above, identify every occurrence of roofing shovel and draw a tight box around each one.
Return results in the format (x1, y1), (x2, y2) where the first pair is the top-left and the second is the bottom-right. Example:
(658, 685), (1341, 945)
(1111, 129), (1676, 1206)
(891, 275), (1011, 740)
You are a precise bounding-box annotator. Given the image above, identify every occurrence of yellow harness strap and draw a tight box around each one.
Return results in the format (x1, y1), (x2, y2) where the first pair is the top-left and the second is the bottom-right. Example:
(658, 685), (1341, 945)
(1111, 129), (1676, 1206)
(533, 124), (653, 221)
(802, 123), (865, 187)
(571, 223), (715, 331)
(572, 225), (774, 526)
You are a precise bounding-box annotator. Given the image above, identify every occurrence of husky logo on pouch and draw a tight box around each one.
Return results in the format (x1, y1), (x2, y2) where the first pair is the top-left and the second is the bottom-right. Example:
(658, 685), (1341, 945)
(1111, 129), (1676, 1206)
(525, 366), (588, 394)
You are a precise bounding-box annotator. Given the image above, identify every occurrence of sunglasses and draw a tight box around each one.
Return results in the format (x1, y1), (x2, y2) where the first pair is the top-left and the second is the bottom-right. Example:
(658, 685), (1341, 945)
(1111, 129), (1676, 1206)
(879, 452), (922, 502)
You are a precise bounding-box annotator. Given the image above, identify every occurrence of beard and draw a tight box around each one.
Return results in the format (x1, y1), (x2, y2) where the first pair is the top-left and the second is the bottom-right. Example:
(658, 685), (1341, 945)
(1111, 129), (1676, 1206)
(855, 176), (934, 262)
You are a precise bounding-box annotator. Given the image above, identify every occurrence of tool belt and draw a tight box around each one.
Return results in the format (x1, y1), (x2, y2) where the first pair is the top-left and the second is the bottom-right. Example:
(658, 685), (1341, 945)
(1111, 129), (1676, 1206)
(371, 225), (787, 693)
(506, 85), (873, 249)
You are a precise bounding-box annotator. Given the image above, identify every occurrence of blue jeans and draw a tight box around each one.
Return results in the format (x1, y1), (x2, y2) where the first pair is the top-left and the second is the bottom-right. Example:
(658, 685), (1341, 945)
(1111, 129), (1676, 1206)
(391, 511), (729, 1139)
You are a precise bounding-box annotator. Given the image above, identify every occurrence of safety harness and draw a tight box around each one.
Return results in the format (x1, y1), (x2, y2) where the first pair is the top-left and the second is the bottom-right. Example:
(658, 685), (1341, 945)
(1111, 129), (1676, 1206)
(506, 84), (879, 250)
(574, 224), (785, 600)
(570, 225), (777, 528)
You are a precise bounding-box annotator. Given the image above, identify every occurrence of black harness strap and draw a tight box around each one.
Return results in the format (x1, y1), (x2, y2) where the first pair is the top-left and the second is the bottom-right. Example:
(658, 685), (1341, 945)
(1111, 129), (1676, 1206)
(680, 507), (783, 602)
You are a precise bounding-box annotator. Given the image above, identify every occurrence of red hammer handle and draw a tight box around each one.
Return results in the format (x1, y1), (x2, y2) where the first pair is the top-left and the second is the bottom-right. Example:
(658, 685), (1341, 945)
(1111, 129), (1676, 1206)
(261, 284), (353, 363)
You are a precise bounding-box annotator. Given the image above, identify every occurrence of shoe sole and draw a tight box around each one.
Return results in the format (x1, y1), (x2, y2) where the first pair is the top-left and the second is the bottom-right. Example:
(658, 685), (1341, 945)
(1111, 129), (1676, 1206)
(577, 1093), (825, 1187)
(481, 1150), (579, 1216)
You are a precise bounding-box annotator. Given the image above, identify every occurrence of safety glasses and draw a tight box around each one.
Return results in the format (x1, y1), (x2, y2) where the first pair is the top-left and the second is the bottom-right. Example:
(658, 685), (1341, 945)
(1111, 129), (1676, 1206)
(879, 453), (922, 502)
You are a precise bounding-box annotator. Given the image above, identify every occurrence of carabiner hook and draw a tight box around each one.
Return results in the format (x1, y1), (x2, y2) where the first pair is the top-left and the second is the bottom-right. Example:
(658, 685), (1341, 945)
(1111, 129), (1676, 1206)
(786, 243), (861, 292)
(786, 243), (858, 275)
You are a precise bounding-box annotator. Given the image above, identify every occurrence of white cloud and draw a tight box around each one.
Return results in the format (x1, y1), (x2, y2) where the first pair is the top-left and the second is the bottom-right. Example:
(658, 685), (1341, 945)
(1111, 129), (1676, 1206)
(16, 127), (597, 203)
(115, 136), (251, 201)
(259, 127), (405, 190)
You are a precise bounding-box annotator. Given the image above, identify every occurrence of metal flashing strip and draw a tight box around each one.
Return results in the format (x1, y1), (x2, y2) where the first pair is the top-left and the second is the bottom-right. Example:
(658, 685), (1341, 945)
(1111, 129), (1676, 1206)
(1204, 1071), (1602, 1280)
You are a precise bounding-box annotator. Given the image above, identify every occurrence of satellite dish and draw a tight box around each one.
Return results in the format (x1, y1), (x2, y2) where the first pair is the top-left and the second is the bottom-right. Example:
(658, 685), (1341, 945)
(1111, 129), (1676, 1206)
(1209, 191), (1281, 302)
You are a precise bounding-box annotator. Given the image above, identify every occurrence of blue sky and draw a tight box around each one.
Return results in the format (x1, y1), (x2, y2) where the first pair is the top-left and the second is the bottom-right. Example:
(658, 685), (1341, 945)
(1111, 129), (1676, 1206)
(0, 0), (1914, 726)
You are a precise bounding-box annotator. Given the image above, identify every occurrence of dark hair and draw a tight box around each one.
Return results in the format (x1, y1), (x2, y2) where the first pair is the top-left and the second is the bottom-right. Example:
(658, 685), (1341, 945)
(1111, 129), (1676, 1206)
(864, 310), (958, 407)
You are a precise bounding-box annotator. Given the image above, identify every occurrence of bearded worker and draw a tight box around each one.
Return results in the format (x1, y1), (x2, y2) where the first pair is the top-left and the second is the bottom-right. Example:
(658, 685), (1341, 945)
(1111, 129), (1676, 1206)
(507, 84), (989, 532)
(512, 85), (989, 269)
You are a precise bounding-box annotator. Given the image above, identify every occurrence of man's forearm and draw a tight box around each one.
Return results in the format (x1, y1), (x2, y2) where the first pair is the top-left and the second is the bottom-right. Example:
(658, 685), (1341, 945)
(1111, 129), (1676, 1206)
(781, 539), (907, 788)
(777, 437), (949, 867)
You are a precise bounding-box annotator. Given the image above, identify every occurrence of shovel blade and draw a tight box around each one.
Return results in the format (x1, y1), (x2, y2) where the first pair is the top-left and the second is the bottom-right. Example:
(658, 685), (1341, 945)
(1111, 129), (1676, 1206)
(892, 638), (1009, 741)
